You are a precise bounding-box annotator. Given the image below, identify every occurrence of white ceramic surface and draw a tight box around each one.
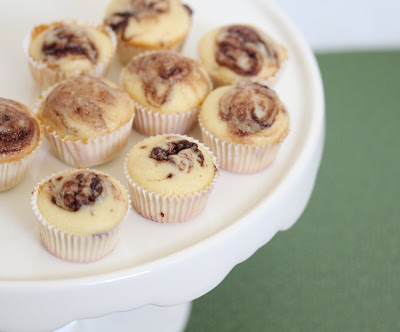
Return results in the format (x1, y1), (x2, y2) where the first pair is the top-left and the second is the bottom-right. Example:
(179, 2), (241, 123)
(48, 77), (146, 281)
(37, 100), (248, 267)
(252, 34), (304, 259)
(56, 303), (191, 332)
(0, 0), (324, 331)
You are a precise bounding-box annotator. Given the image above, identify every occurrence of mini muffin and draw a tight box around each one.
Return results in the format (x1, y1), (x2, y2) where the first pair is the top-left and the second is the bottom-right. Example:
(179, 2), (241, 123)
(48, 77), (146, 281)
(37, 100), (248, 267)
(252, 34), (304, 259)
(105, 0), (192, 63)
(124, 134), (219, 223)
(31, 169), (129, 262)
(36, 75), (135, 168)
(24, 20), (116, 89)
(198, 24), (287, 87)
(121, 50), (212, 135)
(199, 82), (289, 173)
(0, 98), (43, 191)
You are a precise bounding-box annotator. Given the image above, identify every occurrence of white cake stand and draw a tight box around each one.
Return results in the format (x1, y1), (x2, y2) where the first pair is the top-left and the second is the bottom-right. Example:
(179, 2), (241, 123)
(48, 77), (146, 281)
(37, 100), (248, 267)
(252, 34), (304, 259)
(0, 0), (324, 331)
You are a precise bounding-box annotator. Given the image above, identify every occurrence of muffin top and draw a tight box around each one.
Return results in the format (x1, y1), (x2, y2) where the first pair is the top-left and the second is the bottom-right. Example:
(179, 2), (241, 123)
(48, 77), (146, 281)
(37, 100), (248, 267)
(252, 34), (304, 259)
(29, 21), (115, 74)
(199, 82), (289, 145)
(126, 135), (217, 196)
(36, 169), (129, 234)
(38, 75), (135, 140)
(105, 0), (191, 48)
(122, 51), (211, 113)
(0, 98), (42, 162)
(198, 24), (287, 86)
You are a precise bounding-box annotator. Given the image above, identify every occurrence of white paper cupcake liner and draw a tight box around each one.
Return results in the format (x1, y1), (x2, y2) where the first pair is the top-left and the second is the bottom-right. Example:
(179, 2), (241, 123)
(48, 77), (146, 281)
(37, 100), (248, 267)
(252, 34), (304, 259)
(117, 35), (187, 64)
(23, 19), (117, 90)
(34, 82), (135, 168)
(44, 116), (134, 167)
(124, 135), (219, 223)
(43, 115), (133, 168)
(120, 50), (212, 136)
(199, 119), (286, 173)
(0, 142), (42, 192)
(31, 170), (130, 262)
(133, 102), (199, 136)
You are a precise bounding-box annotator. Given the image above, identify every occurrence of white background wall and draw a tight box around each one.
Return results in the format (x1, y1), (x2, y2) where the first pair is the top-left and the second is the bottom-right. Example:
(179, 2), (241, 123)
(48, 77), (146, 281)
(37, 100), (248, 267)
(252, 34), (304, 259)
(276, 0), (400, 51)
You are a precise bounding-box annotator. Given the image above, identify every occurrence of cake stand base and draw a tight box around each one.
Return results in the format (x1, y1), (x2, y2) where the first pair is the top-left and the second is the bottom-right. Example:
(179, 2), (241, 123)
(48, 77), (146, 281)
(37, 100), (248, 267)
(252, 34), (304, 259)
(55, 303), (192, 332)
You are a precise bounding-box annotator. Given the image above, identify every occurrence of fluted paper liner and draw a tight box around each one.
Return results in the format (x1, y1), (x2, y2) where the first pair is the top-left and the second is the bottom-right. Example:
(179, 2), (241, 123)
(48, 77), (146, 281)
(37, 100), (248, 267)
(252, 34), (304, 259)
(31, 170), (130, 262)
(124, 136), (219, 223)
(42, 115), (134, 168)
(35, 83), (135, 168)
(117, 35), (187, 64)
(0, 142), (42, 192)
(121, 51), (212, 136)
(199, 119), (286, 173)
(133, 103), (199, 136)
(23, 19), (117, 90)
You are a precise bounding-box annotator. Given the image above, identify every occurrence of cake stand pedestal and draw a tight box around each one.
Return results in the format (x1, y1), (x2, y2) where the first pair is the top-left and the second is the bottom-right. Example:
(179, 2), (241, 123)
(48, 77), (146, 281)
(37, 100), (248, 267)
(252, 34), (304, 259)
(0, 0), (324, 331)
(56, 304), (191, 332)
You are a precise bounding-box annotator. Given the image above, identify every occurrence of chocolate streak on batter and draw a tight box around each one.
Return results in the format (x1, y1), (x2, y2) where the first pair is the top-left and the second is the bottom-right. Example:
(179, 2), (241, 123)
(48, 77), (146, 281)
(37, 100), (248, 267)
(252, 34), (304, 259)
(51, 172), (104, 212)
(150, 139), (204, 173)
(129, 52), (193, 107)
(0, 99), (38, 154)
(219, 83), (283, 136)
(106, 0), (169, 41)
(216, 25), (279, 76)
(42, 76), (115, 135)
(42, 24), (98, 63)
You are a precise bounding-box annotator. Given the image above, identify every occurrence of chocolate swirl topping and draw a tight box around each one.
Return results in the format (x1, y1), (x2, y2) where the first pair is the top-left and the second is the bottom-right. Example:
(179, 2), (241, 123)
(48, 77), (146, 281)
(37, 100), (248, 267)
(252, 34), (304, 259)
(106, 0), (170, 40)
(50, 172), (104, 212)
(41, 24), (98, 64)
(42, 76), (117, 135)
(129, 51), (194, 107)
(216, 25), (279, 76)
(0, 99), (39, 155)
(150, 139), (204, 173)
(219, 83), (284, 136)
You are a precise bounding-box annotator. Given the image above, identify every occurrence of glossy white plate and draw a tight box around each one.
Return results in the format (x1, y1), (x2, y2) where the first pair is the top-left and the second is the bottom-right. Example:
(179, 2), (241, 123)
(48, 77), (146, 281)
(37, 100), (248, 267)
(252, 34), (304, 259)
(0, 0), (324, 331)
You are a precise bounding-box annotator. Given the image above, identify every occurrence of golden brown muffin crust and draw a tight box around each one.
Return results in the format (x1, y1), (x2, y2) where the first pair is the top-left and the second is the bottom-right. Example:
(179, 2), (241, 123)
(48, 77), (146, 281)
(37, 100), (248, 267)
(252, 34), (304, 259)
(39, 75), (134, 139)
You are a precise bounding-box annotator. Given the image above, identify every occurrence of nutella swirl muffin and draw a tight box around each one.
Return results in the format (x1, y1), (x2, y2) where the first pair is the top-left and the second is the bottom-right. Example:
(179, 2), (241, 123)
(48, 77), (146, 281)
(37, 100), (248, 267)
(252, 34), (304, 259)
(37, 75), (135, 168)
(105, 0), (192, 63)
(32, 169), (129, 262)
(199, 82), (289, 173)
(124, 134), (219, 223)
(122, 50), (212, 135)
(0, 98), (43, 191)
(198, 24), (287, 87)
(24, 20), (116, 89)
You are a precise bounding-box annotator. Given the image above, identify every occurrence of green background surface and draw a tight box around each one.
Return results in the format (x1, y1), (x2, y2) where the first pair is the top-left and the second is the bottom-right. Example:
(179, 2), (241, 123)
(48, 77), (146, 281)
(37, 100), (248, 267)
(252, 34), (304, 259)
(185, 51), (400, 331)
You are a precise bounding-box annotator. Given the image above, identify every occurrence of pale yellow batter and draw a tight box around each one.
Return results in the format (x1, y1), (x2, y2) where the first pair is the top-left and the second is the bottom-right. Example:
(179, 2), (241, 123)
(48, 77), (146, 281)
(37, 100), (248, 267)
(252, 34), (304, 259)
(36, 169), (129, 235)
(29, 21), (115, 74)
(105, 0), (191, 50)
(122, 51), (211, 114)
(200, 83), (289, 145)
(38, 75), (135, 140)
(198, 24), (287, 86)
(126, 135), (216, 196)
